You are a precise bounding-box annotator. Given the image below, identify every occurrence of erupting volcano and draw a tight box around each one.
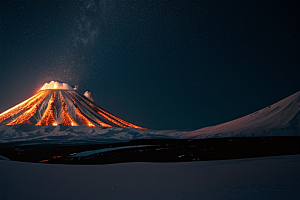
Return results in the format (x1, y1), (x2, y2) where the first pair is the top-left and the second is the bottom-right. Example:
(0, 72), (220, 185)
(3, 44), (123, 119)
(0, 81), (144, 128)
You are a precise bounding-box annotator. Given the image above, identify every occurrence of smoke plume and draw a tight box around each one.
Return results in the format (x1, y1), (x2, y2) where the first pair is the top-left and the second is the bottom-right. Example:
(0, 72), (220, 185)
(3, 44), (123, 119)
(84, 91), (94, 102)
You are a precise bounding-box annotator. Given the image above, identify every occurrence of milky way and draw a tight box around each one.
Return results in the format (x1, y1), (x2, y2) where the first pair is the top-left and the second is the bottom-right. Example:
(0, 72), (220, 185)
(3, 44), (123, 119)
(0, 0), (299, 129)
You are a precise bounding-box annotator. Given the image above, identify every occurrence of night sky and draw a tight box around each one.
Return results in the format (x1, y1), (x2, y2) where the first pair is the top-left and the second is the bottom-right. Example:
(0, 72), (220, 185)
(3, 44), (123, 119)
(0, 0), (299, 130)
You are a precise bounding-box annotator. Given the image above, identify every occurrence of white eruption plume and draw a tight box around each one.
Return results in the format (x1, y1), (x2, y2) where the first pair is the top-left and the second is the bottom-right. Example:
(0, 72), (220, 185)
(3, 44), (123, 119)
(84, 91), (94, 102)
(40, 81), (73, 90)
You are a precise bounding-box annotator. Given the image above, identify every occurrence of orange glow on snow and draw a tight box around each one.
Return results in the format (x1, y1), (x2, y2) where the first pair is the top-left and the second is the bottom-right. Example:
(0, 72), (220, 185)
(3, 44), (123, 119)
(70, 91), (126, 127)
(0, 91), (49, 124)
(0, 93), (39, 123)
(95, 119), (112, 127)
(75, 92), (144, 128)
(98, 108), (145, 129)
(59, 92), (79, 126)
(75, 107), (95, 127)
(96, 110), (127, 127)
(1, 84), (145, 128)
(36, 92), (58, 126)
(66, 92), (95, 127)
(7, 93), (48, 125)
(66, 91), (112, 127)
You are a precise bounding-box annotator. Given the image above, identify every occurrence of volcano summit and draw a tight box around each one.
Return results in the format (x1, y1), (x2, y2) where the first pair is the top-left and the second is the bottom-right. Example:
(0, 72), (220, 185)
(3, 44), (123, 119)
(0, 81), (143, 128)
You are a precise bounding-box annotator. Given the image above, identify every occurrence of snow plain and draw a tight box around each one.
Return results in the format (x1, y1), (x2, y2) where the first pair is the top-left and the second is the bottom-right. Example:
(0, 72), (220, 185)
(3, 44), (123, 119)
(1, 154), (300, 200)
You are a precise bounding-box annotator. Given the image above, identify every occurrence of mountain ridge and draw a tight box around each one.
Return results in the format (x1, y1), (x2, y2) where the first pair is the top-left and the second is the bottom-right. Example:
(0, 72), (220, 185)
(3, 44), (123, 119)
(184, 91), (300, 138)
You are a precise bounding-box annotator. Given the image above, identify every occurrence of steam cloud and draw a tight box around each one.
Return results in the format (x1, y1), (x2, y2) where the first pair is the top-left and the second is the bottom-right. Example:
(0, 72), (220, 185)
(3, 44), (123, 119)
(84, 91), (94, 102)
(40, 81), (73, 90)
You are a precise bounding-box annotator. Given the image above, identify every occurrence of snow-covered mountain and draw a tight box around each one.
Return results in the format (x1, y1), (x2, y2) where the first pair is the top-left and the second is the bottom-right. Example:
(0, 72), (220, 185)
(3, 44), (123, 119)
(184, 91), (300, 138)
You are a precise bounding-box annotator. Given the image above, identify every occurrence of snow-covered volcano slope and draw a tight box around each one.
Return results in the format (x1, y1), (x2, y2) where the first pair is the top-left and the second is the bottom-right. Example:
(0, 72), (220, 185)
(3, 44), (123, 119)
(0, 89), (143, 128)
(184, 91), (300, 139)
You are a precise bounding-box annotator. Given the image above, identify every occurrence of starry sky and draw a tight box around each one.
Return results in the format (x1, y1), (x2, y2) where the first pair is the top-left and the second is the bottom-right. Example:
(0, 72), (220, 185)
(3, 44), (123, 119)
(0, 0), (299, 130)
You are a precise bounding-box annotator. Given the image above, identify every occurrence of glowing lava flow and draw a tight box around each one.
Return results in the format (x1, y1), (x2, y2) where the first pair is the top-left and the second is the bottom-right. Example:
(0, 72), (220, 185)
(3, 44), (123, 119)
(96, 110), (127, 127)
(0, 92), (45, 123)
(66, 91), (111, 127)
(95, 119), (112, 127)
(7, 92), (49, 125)
(1, 82), (145, 128)
(75, 107), (95, 127)
(66, 95), (95, 127)
(69, 93), (128, 127)
(59, 92), (79, 126)
(36, 92), (58, 126)
(80, 95), (144, 129)
(98, 108), (144, 129)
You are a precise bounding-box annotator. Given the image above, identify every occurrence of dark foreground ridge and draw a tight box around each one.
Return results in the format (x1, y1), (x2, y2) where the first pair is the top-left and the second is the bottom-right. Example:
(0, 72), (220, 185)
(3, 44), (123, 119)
(0, 136), (300, 164)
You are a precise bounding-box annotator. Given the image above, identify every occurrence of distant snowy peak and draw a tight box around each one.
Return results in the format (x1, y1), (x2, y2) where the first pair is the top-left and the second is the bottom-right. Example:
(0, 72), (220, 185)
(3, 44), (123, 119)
(185, 91), (300, 138)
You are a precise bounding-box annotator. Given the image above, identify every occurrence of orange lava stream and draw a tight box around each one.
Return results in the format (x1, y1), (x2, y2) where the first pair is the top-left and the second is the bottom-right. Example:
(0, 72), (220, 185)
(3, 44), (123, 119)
(0, 92), (41, 123)
(66, 91), (111, 127)
(98, 108), (145, 129)
(95, 119), (112, 127)
(75, 107), (95, 127)
(82, 96), (144, 129)
(59, 92), (79, 126)
(65, 91), (120, 127)
(87, 98), (145, 129)
(0, 91), (49, 124)
(7, 92), (48, 125)
(36, 92), (58, 126)
(66, 94), (95, 127)
(96, 110), (127, 127)
(72, 94), (130, 127)
(72, 91), (144, 128)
